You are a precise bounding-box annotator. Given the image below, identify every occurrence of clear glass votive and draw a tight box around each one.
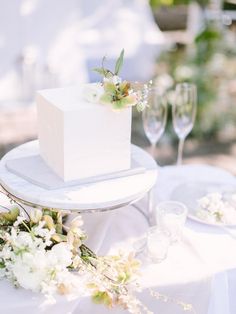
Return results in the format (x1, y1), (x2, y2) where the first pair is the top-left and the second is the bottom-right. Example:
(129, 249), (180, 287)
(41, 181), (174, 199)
(146, 226), (170, 263)
(155, 201), (188, 244)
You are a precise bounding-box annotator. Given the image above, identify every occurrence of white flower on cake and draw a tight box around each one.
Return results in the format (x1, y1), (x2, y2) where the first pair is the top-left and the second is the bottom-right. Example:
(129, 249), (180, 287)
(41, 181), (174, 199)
(104, 75), (122, 85)
(82, 84), (104, 103)
(196, 192), (236, 224)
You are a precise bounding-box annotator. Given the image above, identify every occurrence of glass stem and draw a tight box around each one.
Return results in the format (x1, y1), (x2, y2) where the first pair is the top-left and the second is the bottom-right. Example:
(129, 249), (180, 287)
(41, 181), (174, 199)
(177, 138), (185, 166)
(151, 143), (156, 159)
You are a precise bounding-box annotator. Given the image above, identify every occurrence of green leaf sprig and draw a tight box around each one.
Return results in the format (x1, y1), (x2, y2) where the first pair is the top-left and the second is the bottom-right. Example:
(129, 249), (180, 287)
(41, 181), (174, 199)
(93, 49), (124, 78)
(114, 49), (124, 75)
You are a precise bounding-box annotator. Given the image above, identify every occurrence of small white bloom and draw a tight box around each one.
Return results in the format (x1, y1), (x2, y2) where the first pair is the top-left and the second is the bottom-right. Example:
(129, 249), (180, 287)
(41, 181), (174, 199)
(198, 196), (210, 208)
(49, 243), (72, 268)
(13, 231), (33, 249)
(13, 216), (26, 227)
(13, 265), (44, 292)
(103, 75), (122, 85)
(83, 84), (103, 103)
(111, 75), (122, 85)
(30, 209), (42, 224)
(12, 251), (47, 292)
(32, 222), (55, 245)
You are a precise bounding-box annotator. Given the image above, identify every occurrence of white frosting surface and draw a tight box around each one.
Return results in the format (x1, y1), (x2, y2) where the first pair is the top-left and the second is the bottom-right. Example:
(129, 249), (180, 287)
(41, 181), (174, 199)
(37, 85), (132, 181)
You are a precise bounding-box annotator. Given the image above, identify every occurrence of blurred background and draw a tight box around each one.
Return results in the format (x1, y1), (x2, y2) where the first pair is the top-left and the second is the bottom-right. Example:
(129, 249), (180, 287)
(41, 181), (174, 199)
(0, 0), (236, 172)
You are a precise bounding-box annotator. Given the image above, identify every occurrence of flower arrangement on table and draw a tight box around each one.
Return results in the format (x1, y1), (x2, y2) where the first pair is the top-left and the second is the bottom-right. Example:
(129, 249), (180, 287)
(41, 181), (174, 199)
(0, 193), (196, 314)
(196, 192), (236, 225)
(0, 196), (149, 313)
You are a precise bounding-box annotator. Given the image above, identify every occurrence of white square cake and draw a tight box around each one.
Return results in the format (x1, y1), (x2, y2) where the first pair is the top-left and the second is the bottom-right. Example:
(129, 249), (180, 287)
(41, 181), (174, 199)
(36, 85), (132, 181)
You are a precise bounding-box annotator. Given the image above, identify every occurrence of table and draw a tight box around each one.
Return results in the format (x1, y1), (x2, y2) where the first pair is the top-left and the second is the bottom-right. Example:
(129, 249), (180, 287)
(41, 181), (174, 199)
(1, 164), (236, 314)
(0, 141), (158, 212)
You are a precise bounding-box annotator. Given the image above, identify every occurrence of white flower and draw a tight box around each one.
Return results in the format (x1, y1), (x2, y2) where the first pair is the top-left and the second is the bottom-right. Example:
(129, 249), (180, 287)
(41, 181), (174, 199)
(110, 75), (122, 85)
(0, 245), (12, 259)
(12, 250), (48, 292)
(13, 264), (44, 292)
(11, 231), (34, 250)
(196, 192), (236, 224)
(30, 209), (42, 224)
(198, 196), (210, 208)
(32, 221), (55, 247)
(48, 243), (72, 268)
(83, 84), (103, 103)
(103, 75), (122, 85)
(13, 215), (26, 227)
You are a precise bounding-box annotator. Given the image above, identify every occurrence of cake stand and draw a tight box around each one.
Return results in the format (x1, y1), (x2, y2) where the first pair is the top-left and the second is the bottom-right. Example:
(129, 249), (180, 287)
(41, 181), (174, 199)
(0, 141), (158, 221)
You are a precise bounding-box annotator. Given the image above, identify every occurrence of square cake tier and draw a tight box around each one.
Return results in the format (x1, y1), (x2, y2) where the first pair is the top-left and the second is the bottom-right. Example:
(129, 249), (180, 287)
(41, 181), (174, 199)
(36, 86), (132, 181)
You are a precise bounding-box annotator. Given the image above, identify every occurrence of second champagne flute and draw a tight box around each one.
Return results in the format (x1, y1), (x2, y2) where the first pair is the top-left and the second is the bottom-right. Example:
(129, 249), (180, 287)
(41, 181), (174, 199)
(172, 83), (197, 165)
(142, 88), (167, 157)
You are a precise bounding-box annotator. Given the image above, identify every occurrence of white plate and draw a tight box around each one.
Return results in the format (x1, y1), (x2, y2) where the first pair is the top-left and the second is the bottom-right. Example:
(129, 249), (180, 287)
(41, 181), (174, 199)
(170, 181), (236, 227)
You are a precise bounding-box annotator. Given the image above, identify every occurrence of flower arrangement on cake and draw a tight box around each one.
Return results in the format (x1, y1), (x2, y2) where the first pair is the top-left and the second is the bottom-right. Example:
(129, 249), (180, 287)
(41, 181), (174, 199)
(84, 49), (150, 112)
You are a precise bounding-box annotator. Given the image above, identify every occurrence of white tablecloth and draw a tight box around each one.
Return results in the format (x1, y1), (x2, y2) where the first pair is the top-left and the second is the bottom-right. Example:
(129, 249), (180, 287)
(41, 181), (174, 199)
(1, 164), (236, 314)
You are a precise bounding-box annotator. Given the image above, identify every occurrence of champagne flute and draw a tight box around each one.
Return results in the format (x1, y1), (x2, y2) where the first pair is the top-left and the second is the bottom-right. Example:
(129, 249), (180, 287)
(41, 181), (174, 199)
(172, 83), (197, 165)
(142, 88), (167, 157)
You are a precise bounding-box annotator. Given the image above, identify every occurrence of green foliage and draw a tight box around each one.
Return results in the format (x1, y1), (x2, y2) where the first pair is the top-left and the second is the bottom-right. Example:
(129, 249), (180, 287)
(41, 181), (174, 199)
(150, 0), (190, 7)
(115, 49), (124, 75)
(195, 26), (221, 43)
(93, 68), (113, 78)
(93, 49), (124, 78)
(149, 0), (210, 8)
(194, 23), (222, 64)
(156, 20), (236, 139)
(0, 207), (19, 223)
(100, 80), (133, 108)
(117, 271), (131, 284)
(214, 211), (223, 222)
(92, 291), (112, 307)
(80, 243), (97, 262)
(104, 82), (117, 94)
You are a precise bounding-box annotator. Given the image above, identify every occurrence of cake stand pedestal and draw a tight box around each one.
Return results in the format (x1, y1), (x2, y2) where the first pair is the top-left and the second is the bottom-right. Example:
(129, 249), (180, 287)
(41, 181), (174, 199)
(0, 141), (158, 223)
